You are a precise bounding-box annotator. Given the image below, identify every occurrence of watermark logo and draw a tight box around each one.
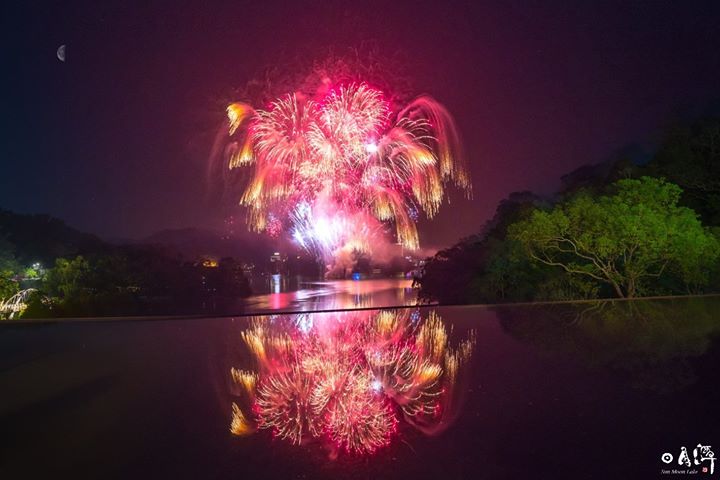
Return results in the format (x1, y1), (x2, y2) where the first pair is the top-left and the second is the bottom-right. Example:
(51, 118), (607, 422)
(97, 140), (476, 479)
(661, 444), (715, 475)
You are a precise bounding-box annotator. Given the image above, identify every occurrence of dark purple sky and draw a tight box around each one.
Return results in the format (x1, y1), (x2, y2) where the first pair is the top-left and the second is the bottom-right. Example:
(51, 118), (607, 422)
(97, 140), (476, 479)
(2, 1), (720, 248)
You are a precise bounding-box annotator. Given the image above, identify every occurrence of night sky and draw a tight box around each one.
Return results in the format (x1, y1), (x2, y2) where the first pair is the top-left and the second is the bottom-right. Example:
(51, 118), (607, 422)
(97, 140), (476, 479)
(2, 1), (720, 248)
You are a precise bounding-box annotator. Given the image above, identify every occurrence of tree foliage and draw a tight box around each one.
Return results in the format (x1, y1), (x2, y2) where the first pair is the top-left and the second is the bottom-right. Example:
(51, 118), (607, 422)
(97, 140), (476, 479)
(416, 192), (547, 304)
(0, 238), (21, 300)
(507, 177), (719, 298)
(417, 120), (720, 304)
(44, 256), (91, 299)
(26, 248), (253, 318)
(646, 118), (720, 225)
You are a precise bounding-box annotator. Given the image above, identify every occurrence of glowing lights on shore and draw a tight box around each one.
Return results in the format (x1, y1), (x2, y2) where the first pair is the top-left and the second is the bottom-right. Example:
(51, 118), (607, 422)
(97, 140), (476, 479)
(221, 81), (471, 265)
(0, 288), (36, 320)
(229, 309), (475, 455)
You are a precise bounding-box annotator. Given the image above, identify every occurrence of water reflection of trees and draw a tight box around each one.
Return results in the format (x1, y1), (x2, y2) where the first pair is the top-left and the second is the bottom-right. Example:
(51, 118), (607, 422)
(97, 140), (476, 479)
(498, 297), (720, 392)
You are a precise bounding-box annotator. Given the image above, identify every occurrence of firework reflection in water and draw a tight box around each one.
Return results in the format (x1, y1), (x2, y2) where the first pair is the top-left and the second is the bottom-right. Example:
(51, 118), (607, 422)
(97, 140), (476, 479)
(229, 309), (475, 456)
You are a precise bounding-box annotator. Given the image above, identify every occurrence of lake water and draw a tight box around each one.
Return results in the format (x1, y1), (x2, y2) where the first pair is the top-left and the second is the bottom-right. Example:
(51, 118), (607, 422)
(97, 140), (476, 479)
(241, 277), (419, 313)
(1, 296), (719, 478)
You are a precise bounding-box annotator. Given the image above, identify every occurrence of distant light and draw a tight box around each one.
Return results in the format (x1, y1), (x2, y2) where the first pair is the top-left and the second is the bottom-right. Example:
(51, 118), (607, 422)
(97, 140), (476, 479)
(274, 252), (280, 255)
(364, 142), (378, 154)
(371, 379), (383, 392)
(271, 273), (281, 293)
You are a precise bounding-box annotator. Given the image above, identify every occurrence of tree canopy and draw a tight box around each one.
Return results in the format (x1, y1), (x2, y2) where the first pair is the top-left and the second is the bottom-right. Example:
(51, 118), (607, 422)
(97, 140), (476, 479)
(0, 238), (21, 300)
(507, 177), (719, 298)
(647, 118), (720, 225)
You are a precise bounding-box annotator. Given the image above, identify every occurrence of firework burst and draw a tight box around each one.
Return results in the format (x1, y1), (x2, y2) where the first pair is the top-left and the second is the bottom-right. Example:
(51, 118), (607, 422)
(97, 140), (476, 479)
(229, 309), (475, 456)
(221, 80), (471, 265)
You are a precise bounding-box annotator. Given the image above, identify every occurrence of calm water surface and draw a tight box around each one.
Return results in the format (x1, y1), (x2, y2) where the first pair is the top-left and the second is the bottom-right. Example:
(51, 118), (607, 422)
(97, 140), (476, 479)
(1, 296), (719, 479)
(241, 277), (418, 313)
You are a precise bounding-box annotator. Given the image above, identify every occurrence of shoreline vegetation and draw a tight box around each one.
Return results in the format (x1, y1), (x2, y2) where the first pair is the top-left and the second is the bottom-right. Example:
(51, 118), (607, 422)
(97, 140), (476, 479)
(416, 116), (720, 305)
(0, 213), (255, 319)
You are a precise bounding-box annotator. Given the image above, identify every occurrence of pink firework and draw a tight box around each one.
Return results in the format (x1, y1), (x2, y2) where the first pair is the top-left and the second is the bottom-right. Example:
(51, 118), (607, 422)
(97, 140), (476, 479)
(229, 310), (475, 456)
(221, 81), (471, 264)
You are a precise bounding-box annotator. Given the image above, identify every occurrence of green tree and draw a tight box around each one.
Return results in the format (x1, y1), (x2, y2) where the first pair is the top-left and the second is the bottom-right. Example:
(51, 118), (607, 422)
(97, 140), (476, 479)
(44, 256), (91, 299)
(508, 177), (719, 298)
(417, 191), (547, 304)
(0, 238), (21, 299)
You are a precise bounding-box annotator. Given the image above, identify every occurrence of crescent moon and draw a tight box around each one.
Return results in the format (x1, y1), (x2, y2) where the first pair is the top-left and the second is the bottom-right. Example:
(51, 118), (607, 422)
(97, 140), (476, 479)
(57, 44), (66, 62)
